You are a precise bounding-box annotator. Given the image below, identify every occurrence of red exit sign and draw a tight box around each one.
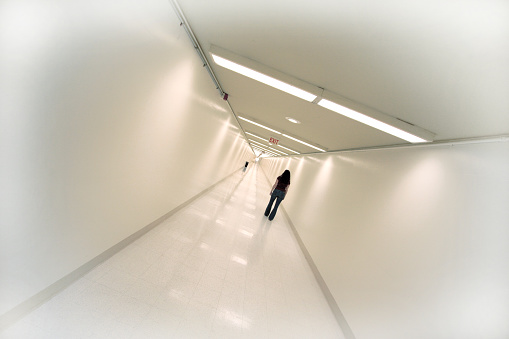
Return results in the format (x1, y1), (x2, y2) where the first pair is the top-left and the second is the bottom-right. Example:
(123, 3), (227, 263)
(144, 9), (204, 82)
(269, 137), (279, 145)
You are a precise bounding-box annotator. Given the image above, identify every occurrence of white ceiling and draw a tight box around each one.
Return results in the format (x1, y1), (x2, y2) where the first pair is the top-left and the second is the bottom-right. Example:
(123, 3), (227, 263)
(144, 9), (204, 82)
(176, 0), (509, 155)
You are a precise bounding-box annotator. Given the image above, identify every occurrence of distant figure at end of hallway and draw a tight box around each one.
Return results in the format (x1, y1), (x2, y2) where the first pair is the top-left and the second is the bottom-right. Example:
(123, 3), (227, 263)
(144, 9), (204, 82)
(264, 170), (291, 221)
(243, 161), (249, 172)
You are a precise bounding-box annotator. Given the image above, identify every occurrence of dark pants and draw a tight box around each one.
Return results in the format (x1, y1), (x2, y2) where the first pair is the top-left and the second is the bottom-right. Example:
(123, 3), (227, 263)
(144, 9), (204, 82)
(265, 189), (286, 220)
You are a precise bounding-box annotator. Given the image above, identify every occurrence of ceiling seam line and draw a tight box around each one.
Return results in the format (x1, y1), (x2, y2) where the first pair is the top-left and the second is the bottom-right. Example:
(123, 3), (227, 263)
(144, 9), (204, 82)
(169, 0), (224, 97)
(270, 134), (509, 158)
(168, 0), (258, 156)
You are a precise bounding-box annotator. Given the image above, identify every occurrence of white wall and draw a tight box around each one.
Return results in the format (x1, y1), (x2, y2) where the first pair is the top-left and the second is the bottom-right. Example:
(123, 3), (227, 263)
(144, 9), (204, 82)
(0, 0), (252, 318)
(260, 140), (509, 339)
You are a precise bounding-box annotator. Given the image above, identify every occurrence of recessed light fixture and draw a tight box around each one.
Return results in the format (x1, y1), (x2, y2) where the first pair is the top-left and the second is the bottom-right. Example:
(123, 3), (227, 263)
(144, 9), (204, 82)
(249, 139), (270, 148)
(252, 146), (278, 157)
(239, 116), (280, 134)
(285, 117), (301, 124)
(247, 131), (299, 155)
(318, 99), (428, 143)
(241, 117), (325, 152)
(249, 140), (279, 155)
(211, 54), (317, 102)
(277, 145), (300, 154)
(282, 134), (326, 152)
(251, 141), (272, 155)
(270, 147), (286, 155)
(268, 147), (287, 155)
(210, 46), (433, 144)
(245, 132), (266, 141)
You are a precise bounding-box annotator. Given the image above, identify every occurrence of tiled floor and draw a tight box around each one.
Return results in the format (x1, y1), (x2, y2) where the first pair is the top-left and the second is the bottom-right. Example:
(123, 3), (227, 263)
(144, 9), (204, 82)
(1, 165), (344, 338)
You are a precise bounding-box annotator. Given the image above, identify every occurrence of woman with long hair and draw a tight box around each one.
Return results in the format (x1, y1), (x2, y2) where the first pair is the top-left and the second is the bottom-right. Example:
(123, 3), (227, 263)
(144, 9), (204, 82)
(264, 170), (291, 221)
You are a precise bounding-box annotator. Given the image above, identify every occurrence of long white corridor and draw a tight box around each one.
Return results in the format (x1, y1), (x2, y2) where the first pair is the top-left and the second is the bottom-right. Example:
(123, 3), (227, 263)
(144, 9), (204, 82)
(1, 165), (343, 339)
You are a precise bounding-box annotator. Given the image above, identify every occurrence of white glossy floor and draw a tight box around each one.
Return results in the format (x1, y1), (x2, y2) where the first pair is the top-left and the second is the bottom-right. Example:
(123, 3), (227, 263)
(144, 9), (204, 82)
(1, 165), (344, 339)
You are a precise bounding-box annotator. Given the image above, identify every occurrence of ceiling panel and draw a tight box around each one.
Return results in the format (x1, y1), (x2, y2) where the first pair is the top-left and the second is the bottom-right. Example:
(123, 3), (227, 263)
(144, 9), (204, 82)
(176, 0), (509, 156)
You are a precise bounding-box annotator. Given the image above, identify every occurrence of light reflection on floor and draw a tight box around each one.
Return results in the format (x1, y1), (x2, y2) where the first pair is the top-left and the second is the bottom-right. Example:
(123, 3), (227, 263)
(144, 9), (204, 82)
(1, 165), (343, 339)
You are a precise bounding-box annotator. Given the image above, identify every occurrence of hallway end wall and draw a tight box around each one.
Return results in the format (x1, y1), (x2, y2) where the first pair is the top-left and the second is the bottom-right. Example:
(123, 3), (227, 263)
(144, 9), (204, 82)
(0, 0), (252, 319)
(260, 141), (509, 339)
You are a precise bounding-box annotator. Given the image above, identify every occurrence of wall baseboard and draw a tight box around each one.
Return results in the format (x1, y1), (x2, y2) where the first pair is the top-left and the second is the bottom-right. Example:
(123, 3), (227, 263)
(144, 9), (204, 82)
(260, 166), (356, 339)
(0, 167), (244, 332)
(279, 206), (357, 339)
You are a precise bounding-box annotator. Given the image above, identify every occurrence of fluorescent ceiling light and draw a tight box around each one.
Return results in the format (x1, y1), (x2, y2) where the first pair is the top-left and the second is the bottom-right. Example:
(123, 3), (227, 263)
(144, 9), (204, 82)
(318, 99), (427, 143)
(251, 144), (268, 152)
(251, 144), (280, 156)
(250, 145), (288, 156)
(269, 148), (288, 155)
(211, 54), (317, 102)
(256, 149), (278, 157)
(250, 141), (273, 151)
(277, 145), (300, 154)
(252, 149), (265, 157)
(282, 134), (326, 152)
(239, 117), (280, 134)
(249, 139), (269, 147)
(246, 133), (288, 154)
(254, 150), (277, 158)
(251, 145), (278, 156)
(247, 132), (298, 155)
(245, 132), (266, 142)
(241, 116), (324, 153)
(285, 117), (301, 124)
(251, 143), (266, 150)
(266, 147), (286, 155)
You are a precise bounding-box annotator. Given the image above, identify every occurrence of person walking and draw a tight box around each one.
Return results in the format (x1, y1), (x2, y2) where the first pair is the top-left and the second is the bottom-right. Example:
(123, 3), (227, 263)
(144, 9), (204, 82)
(264, 170), (291, 221)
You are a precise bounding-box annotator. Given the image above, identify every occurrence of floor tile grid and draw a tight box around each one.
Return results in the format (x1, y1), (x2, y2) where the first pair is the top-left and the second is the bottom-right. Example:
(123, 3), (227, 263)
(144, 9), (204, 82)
(252, 167), (343, 338)
(0, 165), (343, 339)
